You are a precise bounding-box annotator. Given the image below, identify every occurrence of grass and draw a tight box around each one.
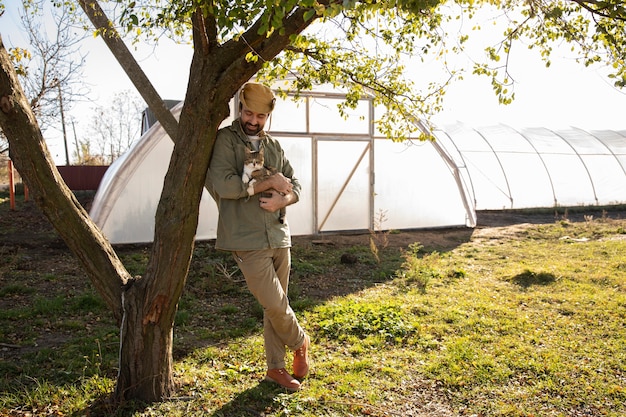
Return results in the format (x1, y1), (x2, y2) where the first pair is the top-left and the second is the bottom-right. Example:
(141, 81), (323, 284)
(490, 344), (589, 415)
(1, 207), (625, 416)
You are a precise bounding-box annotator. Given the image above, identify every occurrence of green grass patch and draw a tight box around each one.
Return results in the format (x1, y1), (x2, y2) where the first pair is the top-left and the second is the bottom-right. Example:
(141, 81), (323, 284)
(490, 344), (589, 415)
(1, 218), (626, 416)
(0, 283), (36, 296)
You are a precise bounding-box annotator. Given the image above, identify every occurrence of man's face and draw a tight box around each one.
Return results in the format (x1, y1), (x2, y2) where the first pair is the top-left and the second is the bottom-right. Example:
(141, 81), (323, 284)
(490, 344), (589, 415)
(240, 106), (269, 135)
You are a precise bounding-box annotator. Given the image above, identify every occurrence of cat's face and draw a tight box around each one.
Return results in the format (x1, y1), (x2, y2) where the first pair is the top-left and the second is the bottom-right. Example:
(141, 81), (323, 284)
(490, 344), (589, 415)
(244, 148), (264, 169)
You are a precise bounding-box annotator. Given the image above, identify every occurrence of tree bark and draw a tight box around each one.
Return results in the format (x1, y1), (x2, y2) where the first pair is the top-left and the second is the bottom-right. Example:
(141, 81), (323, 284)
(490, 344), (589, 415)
(115, 279), (174, 401)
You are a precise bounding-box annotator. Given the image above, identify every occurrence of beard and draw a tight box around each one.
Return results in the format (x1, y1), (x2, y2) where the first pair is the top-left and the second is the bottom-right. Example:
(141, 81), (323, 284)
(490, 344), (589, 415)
(242, 122), (262, 136)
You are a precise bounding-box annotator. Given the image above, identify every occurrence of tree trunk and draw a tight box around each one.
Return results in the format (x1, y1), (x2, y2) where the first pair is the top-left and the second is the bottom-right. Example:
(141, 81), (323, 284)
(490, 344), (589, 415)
(2, 0), (316, 404)
(114, 279), (174, 402)
(0, 35), (129, 321)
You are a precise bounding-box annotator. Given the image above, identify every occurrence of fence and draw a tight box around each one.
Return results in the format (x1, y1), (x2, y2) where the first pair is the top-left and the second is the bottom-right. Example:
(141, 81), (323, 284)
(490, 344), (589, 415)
(3, 161), (109, 210)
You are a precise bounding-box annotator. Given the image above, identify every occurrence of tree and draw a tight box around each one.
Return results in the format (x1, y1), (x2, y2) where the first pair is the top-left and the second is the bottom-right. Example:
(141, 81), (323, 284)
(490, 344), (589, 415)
(3, 0), (89, 163)
(1, 0), (625, 406)
(81, 89), (145, 164)
(1, 0), (88, 162)
(16, 0), (88, 128)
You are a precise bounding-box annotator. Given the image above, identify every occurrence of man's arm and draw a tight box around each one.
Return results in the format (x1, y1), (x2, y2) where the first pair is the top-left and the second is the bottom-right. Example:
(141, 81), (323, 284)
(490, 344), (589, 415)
(247, 172), (293, 196)
(208, 130), (250, 200)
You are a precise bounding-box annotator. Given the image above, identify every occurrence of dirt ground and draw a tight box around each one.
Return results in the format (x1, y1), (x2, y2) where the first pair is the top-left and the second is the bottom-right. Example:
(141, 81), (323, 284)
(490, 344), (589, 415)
(294, 206), (626, 250)
(4, 195), (624, 318)
(2, 194), (625, 267)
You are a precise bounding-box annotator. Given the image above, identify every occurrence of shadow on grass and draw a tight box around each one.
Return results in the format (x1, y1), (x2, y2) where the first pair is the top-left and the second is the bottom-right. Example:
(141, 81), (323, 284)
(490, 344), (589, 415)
(85, 394), (150, 417)
(509, 269), (557, 288)
(0, 191), (476, 413)
(83, 380), (298, 416)
(209, 380), (297, 417)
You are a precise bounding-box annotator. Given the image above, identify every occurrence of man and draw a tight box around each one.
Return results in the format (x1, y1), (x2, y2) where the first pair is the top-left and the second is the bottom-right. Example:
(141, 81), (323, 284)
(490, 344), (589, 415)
(206, 82), (310, 391)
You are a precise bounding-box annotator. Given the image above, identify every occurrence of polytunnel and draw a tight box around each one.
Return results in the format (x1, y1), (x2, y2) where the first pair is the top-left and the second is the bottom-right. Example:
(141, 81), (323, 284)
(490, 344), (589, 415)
(433, 123), (626, 210)
(89, 86), (626, 244)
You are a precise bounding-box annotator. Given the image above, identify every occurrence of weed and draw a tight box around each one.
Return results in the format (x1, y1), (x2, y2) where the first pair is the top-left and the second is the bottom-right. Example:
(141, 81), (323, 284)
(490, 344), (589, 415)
(396, 251), (443, 291)
(315, 299), (418, 343)
(213, 260), (243, 282)
(368, 208), (390, 264)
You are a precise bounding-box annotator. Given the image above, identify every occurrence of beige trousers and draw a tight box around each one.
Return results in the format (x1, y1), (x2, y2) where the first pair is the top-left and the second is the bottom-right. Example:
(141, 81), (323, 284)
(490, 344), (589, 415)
(233, 248), (306, 370)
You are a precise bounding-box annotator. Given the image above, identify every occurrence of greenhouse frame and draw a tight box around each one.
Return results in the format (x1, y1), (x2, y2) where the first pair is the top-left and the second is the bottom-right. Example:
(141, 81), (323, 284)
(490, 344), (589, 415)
(89, 86), (626, 244)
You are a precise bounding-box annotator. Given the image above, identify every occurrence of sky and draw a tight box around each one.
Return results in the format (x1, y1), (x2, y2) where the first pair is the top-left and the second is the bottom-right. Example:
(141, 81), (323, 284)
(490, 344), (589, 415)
(2, 5), (192, 164)
(2, 4), (626, 165)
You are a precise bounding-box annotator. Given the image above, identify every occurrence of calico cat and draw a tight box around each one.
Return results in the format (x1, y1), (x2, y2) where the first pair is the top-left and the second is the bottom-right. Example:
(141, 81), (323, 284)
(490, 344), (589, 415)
(242, 147), (286, 224)
(242, 147), (272, 183)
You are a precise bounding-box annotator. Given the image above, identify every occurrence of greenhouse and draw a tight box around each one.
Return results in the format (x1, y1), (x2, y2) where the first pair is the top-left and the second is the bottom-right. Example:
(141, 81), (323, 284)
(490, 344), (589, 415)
(89, 87), (626, 244)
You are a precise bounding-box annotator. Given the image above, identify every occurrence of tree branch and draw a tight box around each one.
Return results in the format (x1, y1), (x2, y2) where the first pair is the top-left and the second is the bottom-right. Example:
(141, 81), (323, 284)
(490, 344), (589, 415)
(77, 0), (179, 140)
(217, 4), (317, 88)
(0, 35), (129, 321)
(569, 0), (626, 21)
(193, 9), (210, 56)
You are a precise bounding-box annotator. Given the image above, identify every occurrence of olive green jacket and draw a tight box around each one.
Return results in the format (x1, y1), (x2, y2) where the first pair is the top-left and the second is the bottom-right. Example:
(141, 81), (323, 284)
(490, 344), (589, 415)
(206, 119), (301, 251)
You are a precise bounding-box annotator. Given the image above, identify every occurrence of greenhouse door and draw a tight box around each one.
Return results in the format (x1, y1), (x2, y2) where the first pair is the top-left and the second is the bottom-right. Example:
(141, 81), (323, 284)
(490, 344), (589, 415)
(315, 138), (373, 233)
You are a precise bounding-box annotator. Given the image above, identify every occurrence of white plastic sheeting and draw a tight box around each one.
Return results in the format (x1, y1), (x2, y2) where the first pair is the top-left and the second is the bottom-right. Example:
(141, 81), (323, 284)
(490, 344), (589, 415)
(434, 123), (626, 210)
(89, 102), (220, 244)
(90, 92), (475, 244)
(89, 90), (626, 245)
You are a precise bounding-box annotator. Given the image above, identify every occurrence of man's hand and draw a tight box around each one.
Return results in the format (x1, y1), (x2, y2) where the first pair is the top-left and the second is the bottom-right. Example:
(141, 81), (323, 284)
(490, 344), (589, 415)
(259, 189), (293, 212)
(248, 172), (293, 197)
(267, 173), (293, 195)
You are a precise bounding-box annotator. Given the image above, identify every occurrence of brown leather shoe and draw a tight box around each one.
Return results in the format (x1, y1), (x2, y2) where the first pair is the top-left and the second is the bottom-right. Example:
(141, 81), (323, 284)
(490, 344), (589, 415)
(292, 334), (310, 379)
(265, 368), (301, 392)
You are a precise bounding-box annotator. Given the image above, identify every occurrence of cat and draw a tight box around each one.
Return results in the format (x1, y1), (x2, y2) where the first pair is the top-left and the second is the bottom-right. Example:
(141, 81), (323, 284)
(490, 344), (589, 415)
(242, 147), (286, 224)
(242, 147), (268, 183)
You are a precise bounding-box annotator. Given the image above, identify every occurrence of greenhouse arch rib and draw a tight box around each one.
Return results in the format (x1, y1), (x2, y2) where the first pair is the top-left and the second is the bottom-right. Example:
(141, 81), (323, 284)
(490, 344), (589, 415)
(547, 128), (598, 205)
(511, 126), (558, 207)
(473, 127), (514, 208)
(429, 128), (479, 209)
(415, 120), (477, 228)
(575, 127), (626, 178)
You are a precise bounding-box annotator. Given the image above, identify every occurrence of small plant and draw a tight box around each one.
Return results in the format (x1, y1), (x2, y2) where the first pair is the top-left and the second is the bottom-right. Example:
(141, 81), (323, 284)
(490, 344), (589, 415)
(316, 299), (418, 343)
(396, 254), (441, 292)
(369, 209), (390, 264)
(0, 283), (35, 297)
(214, 261), (243, 283)
(447, 269), (466, 279)
(407, 242), (424, 256)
